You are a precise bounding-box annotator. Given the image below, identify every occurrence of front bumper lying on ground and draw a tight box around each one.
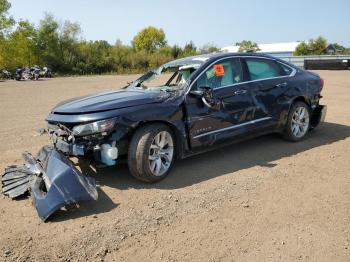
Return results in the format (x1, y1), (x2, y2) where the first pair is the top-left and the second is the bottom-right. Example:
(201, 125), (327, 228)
(1, 146), (98, 221)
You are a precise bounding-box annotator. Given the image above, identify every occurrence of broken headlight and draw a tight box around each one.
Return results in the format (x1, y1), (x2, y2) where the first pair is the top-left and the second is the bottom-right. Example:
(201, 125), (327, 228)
(72, 118), (116, 136)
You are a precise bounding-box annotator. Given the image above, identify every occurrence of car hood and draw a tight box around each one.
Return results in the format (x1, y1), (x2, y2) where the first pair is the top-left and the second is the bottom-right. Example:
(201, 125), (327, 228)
(52, 89), (170, 114)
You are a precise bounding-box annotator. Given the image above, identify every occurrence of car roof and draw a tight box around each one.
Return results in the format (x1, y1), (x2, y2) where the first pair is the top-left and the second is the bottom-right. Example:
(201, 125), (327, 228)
(169, 52), (277, 65)
(160, 52), (279, 72)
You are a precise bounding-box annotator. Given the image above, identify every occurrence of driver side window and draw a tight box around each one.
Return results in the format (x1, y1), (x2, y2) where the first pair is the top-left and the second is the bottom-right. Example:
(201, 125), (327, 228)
(194, 58), (243, 90)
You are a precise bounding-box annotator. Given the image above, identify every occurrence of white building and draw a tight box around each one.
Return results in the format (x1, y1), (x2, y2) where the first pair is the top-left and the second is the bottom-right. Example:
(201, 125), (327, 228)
(221, 42), (301, 57)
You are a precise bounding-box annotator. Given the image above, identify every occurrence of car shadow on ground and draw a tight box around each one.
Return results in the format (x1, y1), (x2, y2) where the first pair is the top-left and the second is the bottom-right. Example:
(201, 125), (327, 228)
(95, 122), (350, 190)
(48, 187), (118, 222)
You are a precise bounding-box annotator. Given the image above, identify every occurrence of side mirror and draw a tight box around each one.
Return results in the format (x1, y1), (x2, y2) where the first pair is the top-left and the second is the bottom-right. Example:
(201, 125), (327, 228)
(190, 86), (217, 108)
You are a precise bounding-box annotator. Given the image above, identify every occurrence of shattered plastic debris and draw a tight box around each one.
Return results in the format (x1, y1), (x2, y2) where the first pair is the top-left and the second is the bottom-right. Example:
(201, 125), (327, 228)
(1, 165), (35, 198)
(1, 146), (98, 221)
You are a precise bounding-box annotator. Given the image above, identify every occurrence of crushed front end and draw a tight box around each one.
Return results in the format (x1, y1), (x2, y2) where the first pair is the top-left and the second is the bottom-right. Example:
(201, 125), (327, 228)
(1, 115), (131, 221)
(46, 118), (126, 168)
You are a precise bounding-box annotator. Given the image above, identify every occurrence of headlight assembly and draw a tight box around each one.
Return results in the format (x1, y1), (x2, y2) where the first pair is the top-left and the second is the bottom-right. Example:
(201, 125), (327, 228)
(72, 118), (116, 136)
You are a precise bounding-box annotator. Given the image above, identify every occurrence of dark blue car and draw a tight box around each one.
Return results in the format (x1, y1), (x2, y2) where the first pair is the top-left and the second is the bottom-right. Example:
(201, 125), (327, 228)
(3, 53), (327, 220)
(47, 52), (326, 181)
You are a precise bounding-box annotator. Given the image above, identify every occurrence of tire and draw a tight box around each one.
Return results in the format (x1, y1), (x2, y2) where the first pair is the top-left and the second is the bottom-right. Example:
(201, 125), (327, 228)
(128, 123), (175, 182)
(283, 101), (311, 142)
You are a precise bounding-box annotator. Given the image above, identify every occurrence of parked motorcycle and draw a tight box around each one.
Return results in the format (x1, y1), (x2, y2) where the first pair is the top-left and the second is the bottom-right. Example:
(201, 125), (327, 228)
(39, 67), (53, 78)
(15, 66), (53, 81)
(15, 67), (30, 81)
(1, 70), (12, 80)
(30, 66), (41, 81)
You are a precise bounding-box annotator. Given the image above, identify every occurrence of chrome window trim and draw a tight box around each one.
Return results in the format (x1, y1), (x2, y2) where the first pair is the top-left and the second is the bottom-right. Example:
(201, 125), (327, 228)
(192, 117), (272, 139)
(186, 56), (297, 93)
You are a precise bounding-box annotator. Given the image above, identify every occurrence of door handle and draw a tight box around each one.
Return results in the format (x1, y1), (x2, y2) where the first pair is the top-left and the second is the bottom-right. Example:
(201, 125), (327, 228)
(233, 89), (247, 95)
(275, 82), (288, 88)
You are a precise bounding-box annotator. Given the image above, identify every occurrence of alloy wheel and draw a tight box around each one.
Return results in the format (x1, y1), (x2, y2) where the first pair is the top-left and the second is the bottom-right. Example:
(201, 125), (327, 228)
(148, 131), (174, 176)
(291, 106), (310, 138)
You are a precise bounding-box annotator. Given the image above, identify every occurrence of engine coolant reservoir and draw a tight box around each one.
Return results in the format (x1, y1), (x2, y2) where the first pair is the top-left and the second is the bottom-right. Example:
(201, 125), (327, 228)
(100, 144), (118, 166)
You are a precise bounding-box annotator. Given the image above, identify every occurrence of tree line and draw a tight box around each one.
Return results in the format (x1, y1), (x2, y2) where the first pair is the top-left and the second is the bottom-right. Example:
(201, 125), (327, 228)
(294, 37), (350, 56)
(236, 38), (350, 56)
(0, 0), (218, 75)
(1, 0), (349, 75)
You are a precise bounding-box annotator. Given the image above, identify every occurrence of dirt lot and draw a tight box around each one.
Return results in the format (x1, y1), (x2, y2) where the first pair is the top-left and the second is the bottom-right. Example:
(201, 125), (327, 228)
(0, 71), (349, 262)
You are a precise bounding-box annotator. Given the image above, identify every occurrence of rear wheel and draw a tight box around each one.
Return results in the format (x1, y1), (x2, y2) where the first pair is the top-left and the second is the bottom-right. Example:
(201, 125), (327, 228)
(283, 101), (311, 142)
(128, 124), (175, 182)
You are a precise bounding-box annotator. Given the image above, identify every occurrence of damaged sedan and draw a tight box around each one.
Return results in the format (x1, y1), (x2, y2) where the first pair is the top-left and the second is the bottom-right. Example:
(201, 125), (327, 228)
(1, 53), (327, 220)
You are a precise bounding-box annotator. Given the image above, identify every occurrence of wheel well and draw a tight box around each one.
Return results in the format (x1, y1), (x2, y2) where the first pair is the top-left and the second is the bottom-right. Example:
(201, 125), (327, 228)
(279, 96), (311, 130)
(131, 121), (185, 159)
(292, 96), (310, 107)
(287, 96), (311, 119)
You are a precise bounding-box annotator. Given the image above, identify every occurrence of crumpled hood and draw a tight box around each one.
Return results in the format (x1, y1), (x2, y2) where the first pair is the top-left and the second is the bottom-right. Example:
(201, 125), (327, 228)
(52, 89), (169, 114)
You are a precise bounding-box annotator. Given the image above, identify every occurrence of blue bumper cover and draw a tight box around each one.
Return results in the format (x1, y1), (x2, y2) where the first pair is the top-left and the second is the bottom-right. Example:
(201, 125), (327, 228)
(29, 146), (98, 221)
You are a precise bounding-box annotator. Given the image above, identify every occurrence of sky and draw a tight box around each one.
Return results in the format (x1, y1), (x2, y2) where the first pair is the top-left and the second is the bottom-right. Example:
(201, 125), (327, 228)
(8, 0), (350, 48)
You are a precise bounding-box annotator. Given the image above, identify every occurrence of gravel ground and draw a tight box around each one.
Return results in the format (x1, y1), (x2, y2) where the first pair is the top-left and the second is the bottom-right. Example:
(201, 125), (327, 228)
(0, 71), (349, 262)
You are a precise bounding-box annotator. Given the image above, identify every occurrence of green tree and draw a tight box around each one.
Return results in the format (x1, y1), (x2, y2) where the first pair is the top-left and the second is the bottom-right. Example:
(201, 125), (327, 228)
(237, 40), (260, 53)
(0, 0), (14, 36)
(182, 41), (197, 56)
(36, 14), (61, 70)
(36, 14), (83, 73)
(294, 37), (328, 56)
(0, 0), (15, 69)
(200, 43), (219, 54)
(77, 40), (113, 74)
(4, 20), (39, 70)
(132, 26), (166, 53)
(294, 42), (310, 56)
(309, 37), (327, 55)
(58, 20), (82, 72)
(110, 43), (133, 73)
(170, 44), (182, 59)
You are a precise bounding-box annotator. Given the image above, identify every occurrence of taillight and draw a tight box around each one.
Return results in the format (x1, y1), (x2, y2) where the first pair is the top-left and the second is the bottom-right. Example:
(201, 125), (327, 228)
(320, 78), (324, 92)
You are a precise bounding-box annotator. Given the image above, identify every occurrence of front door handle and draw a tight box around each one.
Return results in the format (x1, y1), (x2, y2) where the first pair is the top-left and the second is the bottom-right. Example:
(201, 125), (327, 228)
(233, 89), (247, 95)
(275, 82), (288, 88)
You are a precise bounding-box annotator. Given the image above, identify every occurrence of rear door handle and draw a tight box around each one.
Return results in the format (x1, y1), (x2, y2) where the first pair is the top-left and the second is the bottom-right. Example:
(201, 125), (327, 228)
(233, 89), (247, 95)
(275, 82), (288, 88)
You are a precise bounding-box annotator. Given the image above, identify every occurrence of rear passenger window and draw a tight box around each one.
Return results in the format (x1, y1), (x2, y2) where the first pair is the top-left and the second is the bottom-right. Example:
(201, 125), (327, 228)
(279, 63), (293, 75)
(194, 58), (243, 89)
(246, 58), (284, 80)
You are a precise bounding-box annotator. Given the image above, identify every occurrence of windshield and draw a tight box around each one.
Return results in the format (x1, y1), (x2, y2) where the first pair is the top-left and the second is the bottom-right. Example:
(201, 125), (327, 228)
(128, 56), (209, 91)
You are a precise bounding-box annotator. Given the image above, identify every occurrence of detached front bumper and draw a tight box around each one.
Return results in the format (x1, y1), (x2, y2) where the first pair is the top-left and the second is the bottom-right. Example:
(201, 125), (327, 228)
(2, 146), (98, 221)
(31, 146), (98, 221)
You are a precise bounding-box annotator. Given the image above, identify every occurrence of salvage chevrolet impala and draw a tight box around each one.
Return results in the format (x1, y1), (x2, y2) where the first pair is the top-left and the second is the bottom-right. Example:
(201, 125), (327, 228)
(2, 53), (326, 220)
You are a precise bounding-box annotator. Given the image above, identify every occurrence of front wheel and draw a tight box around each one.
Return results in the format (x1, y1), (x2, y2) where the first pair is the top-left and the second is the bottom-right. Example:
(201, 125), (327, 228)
(283, 101), (311, 142)
(128, 124), (175, 182)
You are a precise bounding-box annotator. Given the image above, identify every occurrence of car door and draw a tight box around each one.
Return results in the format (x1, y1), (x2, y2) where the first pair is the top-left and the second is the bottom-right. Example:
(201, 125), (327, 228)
(185, 57), (261, 151)
(243, 57), (294, 125)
